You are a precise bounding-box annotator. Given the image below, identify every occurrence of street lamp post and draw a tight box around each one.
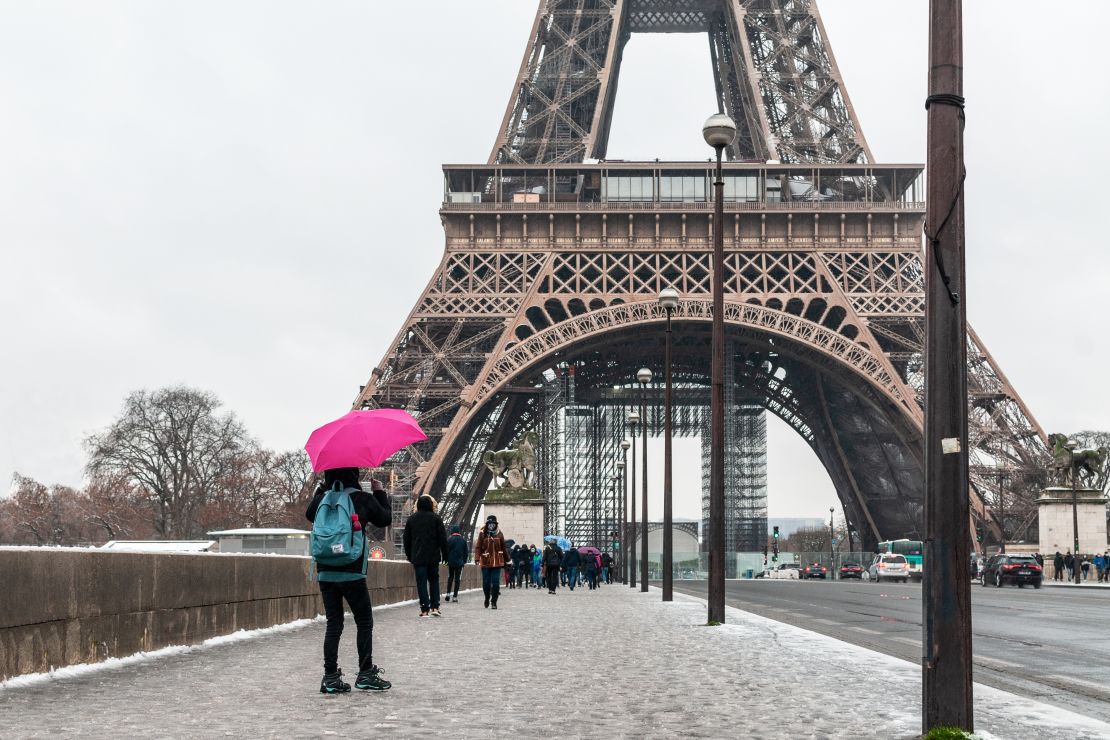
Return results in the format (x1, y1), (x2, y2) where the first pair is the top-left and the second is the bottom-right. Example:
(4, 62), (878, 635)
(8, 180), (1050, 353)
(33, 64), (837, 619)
(1067, 441), (1081, 584)
(620, 441), (630, 584)
(702, 113), (736, 624)
(829, 507), (836, 580)
(994, 456), (1006, 554)
(637, 367), (653, 593)
(614, 462), (624, 582)
(659, 288), (679, 601)
(628, 412), (640, 589)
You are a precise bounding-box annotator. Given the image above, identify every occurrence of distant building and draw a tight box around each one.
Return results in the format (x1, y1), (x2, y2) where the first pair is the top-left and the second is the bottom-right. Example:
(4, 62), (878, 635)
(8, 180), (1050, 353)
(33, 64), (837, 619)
(767, 517), (828, 539)
(101, 540), (216, 553)
(206, 528), (310, 556)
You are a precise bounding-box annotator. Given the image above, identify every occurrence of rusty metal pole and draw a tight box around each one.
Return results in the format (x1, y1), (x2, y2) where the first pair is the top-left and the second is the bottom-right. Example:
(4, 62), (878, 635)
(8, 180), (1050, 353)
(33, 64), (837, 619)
(923, 0), (973, 732)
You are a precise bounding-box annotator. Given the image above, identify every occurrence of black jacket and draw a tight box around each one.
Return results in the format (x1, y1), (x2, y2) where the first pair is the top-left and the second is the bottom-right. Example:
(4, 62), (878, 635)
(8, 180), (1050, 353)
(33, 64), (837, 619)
(403, 510), (449, 566)
(601, 553), (612, 567)
(562, 548), (581, 568)
(543, 544), (563, 567)
(446, 532), (468, 567)
(306, 484), (392, 576)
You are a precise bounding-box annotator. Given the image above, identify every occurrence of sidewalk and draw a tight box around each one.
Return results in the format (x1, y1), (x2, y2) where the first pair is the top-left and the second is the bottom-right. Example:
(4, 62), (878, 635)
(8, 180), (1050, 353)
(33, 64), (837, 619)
(3, 582), (1110, 739)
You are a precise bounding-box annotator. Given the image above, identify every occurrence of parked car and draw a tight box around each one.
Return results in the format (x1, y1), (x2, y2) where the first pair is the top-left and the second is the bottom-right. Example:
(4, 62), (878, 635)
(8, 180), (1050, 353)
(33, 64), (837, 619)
(867, 554), (910, 583)
(801, 562), (828, 579)
(839, 561), (864, 579)
(766, 562), (801, 579)
(982, 554), (1043, 588)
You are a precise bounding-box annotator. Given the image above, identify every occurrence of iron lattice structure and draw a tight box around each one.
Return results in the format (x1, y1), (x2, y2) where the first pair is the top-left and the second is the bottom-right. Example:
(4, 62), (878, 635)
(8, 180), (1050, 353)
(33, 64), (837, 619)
(356, 0), (1048, 550)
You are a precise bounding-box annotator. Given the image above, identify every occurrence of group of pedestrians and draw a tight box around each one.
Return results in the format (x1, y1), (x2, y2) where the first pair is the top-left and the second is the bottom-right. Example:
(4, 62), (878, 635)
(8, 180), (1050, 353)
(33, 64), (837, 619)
(1052, 550), (1110, 581)
(500, 544), (613, 591)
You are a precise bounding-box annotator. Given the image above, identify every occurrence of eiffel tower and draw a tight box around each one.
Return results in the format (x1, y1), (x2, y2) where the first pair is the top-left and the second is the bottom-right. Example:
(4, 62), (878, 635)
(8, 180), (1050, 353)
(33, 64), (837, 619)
(355, 0), (1048, 551)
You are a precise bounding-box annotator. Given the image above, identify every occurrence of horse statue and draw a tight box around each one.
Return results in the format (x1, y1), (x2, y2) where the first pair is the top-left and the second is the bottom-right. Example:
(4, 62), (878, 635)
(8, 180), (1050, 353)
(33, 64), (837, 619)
(482, 431), (540, 489)
(1047, 433), (1108, 486)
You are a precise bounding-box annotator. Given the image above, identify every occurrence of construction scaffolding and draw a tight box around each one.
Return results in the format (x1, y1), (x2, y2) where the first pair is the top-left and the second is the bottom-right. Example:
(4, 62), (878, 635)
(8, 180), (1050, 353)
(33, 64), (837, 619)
(534, 360), (768, 559)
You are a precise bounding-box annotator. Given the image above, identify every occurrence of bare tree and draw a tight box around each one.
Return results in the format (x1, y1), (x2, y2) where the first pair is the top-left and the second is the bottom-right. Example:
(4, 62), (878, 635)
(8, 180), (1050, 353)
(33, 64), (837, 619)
(6, 474), (90, 545)
(85, 387), (248, 538)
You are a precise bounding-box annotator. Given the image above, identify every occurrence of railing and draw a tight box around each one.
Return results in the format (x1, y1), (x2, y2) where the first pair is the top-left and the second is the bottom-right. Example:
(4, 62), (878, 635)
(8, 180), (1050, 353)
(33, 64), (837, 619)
(442, 200), (926, 213)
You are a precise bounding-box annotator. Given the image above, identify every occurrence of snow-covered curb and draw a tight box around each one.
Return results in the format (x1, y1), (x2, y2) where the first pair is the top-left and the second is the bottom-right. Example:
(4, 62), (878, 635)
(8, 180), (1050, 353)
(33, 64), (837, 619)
(0, 589), (480, 691)
(660, 587), (1110, 739)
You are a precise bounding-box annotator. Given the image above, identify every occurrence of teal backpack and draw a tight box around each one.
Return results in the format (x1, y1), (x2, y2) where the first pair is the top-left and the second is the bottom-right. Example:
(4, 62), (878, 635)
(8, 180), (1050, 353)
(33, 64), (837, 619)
(310, 483), (366, 570)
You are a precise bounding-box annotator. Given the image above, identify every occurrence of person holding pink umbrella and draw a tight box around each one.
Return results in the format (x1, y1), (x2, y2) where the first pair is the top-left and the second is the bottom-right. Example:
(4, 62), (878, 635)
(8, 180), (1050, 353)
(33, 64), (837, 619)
(306, 468), (392, 693)
(302, 408), (427, 694)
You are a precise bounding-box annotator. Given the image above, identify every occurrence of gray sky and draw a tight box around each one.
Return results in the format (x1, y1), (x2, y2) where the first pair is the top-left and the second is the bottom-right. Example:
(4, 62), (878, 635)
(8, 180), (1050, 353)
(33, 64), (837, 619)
(2, 1), (1108, 523)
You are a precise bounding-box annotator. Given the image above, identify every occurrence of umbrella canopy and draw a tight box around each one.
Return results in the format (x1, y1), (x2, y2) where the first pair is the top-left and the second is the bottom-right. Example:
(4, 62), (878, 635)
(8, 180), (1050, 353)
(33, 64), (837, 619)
(304, 409), (427, 473)
(577, 546), (601, 556)
(543, 535), (572, 550)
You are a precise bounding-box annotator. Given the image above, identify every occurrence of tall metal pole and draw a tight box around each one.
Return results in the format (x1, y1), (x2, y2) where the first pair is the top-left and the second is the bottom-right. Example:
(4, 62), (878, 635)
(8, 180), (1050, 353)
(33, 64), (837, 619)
(1071, 448), (1081, 584)
(829, 507), (836, 580)
(708, 146), (726, 623)
(629, 419), (638, 589)
(640, 380), (649, 593)
(996, 462), (1006, 554)
(620, 444), (629, 584)
(923, 0), (973, 731)
(663, 307), (675, 601)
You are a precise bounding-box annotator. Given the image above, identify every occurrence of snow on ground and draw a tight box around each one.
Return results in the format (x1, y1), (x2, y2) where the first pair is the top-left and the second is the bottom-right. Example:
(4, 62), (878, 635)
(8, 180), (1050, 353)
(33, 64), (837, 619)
(675, 592), (1110, 739)
(1, 585), (1108, 739)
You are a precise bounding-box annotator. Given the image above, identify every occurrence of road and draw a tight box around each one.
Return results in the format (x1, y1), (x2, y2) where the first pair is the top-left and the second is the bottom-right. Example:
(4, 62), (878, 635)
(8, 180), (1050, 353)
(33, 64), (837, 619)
(671, 578), (1110, 723)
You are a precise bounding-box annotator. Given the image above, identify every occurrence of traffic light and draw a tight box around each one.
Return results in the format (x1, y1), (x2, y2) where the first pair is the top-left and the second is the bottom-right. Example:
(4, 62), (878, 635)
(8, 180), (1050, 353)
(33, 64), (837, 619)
(762, 544), (768, 559)
(975, 525), (983, 543)
(773, 526), (780, 540)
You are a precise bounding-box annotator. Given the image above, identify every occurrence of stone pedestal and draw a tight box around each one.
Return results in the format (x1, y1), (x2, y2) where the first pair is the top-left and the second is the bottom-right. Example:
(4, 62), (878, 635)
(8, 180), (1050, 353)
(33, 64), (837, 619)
(483, 487), (546, 549)
(1037, 487), (1109, 554)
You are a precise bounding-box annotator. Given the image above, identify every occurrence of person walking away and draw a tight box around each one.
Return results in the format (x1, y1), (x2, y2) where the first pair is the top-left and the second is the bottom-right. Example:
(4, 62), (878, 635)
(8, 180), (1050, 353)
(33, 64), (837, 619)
(475, 515), (510, 609)
(403, 494), (449, 618)
(1053, 551), (1065, 581)
(563, 546), (581, 591)
(542, 540), (563, 594)
(1081, 556), (1091, 581)
(505, 548), (516, 589)
(584, 551), (598, 590)
(306, 468), (393, 693)
(1064, 551), (1075, 581)
(601, 551), (612, 585)
(445, 524), (468, 603)
(1098, 552), (1108, 583)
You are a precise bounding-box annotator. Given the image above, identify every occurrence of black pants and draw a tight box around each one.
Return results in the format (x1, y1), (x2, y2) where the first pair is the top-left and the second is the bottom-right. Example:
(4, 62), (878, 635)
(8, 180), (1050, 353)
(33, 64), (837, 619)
(545, 564), (560, 592)
(586, 569), (597, 589)
(517, 564), (529, 588)
(413, 564), (441, 611)
(319, 579), (373, 674)
(446, 565), (463, 597)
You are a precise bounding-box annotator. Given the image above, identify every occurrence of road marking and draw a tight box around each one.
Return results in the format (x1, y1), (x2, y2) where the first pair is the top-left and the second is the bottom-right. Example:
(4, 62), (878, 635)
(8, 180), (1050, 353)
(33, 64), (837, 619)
(814, 618), (841, 626)
(974, 656), (1022, 670)
(851, 626), (882, 635)
(1042, 674), (1110, 695)
(889, 636), (920, 646)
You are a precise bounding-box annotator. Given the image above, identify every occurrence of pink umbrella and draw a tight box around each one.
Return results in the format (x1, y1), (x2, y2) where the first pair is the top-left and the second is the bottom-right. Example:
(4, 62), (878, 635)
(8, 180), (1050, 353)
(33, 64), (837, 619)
(304, 409), (427, 473)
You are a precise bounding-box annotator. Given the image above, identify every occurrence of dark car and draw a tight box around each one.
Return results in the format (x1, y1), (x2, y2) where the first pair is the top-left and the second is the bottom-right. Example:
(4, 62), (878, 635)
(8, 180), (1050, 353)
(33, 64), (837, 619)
(801, 562), (828, 579)
(982, 554), (1043, 588)
(838, 562), (864, 579)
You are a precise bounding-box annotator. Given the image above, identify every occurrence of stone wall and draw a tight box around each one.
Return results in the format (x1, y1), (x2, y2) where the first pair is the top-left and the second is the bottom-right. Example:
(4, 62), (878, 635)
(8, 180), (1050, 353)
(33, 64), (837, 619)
(0, 548), (479, 681)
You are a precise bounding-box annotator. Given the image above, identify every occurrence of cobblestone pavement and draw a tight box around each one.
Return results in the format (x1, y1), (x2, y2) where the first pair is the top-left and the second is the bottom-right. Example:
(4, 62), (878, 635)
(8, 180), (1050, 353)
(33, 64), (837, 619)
(3, 582), (1110, 739)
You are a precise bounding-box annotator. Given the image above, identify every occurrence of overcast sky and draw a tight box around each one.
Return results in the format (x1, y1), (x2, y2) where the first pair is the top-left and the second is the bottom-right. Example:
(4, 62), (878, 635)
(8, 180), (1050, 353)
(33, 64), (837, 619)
(2, 1), (1108, 523)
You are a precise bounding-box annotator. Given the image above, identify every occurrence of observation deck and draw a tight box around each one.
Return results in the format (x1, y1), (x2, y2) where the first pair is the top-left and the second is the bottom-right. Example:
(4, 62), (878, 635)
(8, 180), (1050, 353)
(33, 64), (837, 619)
(442, 161), (924, 214)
